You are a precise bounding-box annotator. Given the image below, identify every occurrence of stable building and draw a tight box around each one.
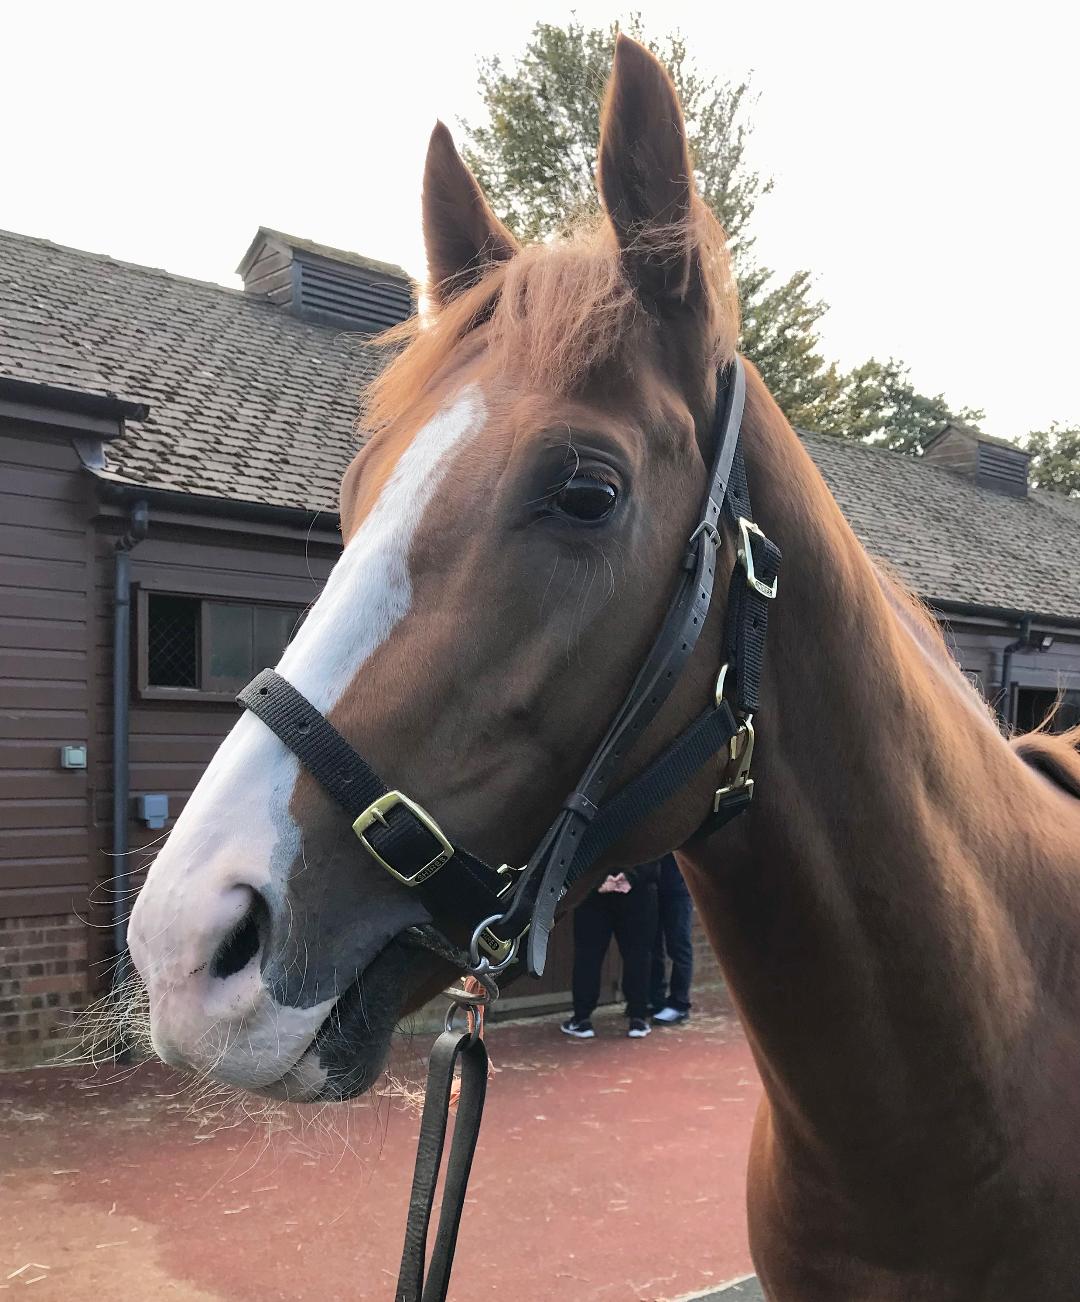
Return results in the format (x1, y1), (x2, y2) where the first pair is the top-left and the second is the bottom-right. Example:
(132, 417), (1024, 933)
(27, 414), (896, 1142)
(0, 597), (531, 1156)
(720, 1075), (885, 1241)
(2, 225), (1078, 1065)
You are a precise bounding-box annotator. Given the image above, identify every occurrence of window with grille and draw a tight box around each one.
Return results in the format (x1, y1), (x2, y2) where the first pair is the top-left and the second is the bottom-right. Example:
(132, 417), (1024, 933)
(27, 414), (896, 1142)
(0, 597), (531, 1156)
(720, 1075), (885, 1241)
(146, 594), (200, 688)
(140, 592), (304, 699)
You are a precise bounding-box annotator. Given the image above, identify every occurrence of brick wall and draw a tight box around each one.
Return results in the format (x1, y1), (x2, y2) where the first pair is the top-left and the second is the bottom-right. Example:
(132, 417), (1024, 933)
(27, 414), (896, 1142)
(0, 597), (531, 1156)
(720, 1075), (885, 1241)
(0, 913), (91, 1067)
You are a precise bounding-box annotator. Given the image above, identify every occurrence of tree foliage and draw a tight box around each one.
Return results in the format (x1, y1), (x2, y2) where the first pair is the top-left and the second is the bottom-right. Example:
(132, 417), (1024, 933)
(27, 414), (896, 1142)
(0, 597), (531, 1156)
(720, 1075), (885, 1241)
(459, 16), (981, 454)
(1026, 423), (1080, 496)
(802, 357), (985, 454)
(463, 17), (766, 254)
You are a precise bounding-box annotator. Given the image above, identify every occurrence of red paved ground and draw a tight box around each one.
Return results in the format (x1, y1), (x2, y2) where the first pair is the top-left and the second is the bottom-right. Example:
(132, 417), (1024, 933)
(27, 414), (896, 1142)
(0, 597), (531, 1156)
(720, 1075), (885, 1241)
(0, 990), (760, 1301)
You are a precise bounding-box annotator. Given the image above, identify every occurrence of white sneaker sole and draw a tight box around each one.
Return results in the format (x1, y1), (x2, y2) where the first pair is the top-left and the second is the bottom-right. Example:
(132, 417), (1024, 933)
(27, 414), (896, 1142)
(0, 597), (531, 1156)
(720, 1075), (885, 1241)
(560, 1026), (595, 1039)
(627, 1028), (651, 1038)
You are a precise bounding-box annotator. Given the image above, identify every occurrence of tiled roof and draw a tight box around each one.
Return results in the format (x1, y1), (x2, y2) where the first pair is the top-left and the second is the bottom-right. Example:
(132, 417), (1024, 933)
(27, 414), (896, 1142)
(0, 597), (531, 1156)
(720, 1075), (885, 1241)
(1, 227), (1077, 618)
(803, 432), (1080, 620)
(0, 227), (384, 512)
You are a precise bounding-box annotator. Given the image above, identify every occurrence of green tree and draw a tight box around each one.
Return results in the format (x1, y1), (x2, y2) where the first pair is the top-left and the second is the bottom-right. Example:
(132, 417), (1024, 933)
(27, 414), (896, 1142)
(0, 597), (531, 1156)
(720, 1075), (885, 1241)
(460, 17), (977, 451)
(463, 18), (764, 252)
(803, 357), (985, 454)
(736, 264), (833, 424)
(461, 16), (833, 418)
(1025, 422), (1080, 496)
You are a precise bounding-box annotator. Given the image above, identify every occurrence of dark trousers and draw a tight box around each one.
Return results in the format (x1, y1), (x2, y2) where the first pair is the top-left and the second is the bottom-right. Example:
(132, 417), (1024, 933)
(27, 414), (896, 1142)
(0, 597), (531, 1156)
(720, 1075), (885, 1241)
(571, 883), (657, 1022)
(650, 858), (694, 1012)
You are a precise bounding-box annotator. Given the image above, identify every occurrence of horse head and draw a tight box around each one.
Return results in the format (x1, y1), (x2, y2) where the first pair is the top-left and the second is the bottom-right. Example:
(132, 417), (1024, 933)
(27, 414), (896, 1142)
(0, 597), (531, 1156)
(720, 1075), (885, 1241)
(127, 36), (740, 1100)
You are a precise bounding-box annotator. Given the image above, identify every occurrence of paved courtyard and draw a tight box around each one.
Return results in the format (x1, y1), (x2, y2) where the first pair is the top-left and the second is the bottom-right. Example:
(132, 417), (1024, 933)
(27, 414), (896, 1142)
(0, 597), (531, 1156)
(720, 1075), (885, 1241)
(0, 989), (760, 1300)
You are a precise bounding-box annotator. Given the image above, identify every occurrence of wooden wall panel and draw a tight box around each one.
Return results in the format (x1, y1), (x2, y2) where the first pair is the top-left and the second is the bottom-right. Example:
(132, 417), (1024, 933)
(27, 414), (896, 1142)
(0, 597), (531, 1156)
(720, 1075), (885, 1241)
(0, 427), (95, 922)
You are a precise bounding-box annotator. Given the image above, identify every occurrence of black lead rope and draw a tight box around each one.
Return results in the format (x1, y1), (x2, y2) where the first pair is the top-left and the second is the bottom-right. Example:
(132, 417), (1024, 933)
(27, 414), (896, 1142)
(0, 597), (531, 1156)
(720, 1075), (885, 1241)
(236, 353), (781, 1302)
(395, 1026), (488, 1302)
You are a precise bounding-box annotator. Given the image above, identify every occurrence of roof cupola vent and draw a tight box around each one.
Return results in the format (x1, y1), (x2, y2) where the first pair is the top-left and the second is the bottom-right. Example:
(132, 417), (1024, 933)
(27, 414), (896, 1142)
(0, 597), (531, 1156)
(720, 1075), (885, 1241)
(237, 228), (413, 333)
(923, 422), (1030, 497)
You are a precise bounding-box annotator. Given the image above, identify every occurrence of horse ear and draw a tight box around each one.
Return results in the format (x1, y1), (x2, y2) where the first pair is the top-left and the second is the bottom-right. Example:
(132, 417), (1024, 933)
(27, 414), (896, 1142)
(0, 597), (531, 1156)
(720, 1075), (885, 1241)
(597, 35), (696, 304)
(423, 121), (519, 306)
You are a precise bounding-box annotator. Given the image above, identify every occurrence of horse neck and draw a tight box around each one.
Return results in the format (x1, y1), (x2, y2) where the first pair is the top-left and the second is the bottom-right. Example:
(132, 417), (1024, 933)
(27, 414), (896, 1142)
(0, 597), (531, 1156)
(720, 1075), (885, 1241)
(681, 370), (1052, 1171)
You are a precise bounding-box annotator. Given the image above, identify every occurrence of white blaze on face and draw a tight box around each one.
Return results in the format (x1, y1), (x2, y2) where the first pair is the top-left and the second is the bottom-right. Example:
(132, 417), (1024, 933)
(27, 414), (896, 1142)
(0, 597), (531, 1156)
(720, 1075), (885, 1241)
(278, 384), (484, 709)
(128, 386), (486, 1091)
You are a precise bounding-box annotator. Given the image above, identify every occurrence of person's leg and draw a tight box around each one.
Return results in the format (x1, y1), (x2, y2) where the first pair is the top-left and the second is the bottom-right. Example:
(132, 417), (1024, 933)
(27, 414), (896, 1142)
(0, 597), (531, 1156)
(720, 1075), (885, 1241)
(571, 893), (613, 1023)
(649, 898), (668, 1012)
(663, 879), (695, 1013)
(614, 883), (658, 1022)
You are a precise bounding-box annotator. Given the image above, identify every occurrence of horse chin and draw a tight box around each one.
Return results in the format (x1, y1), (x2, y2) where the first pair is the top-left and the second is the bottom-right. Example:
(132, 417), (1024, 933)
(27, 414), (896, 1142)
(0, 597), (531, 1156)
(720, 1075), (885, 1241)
(258, 936), (430, 1103)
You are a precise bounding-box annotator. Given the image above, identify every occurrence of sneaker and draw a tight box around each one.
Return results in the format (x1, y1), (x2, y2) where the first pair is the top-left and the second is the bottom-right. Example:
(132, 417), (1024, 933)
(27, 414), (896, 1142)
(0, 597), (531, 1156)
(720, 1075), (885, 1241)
(652, 1006), (690, 1025)
(627, 1018), (651, 1038)
(560, 1018), (595, 1039)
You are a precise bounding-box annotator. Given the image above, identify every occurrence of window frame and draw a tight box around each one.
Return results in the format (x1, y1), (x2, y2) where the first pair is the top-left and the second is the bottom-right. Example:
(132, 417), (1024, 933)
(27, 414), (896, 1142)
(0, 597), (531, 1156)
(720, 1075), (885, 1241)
(135, 586), (305, 703)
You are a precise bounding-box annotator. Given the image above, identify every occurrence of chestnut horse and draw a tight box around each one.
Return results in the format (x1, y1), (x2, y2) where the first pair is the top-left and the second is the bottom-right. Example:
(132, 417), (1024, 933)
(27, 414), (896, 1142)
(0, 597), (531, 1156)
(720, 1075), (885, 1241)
(127, 35), (1080, 1301)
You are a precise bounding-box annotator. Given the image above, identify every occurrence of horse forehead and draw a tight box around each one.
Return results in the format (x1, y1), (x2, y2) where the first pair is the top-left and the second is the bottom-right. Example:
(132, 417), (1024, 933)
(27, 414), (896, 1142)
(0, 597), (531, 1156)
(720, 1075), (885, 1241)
(283, 384), (487, 700)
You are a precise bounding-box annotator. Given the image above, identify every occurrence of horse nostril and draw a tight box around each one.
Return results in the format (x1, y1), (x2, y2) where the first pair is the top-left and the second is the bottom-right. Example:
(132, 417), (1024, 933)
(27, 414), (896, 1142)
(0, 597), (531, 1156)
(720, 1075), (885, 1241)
(211, 893), (267, 981)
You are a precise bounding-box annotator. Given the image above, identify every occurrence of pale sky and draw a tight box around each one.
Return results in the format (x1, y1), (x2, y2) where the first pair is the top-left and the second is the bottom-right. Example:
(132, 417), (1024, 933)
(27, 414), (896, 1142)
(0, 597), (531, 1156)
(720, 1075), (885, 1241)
(4, 0), (1077, 437)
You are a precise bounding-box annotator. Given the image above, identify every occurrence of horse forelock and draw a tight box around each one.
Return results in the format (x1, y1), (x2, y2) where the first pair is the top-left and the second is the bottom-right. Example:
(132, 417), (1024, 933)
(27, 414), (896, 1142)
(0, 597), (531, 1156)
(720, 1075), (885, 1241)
(362, 204), (739, 439)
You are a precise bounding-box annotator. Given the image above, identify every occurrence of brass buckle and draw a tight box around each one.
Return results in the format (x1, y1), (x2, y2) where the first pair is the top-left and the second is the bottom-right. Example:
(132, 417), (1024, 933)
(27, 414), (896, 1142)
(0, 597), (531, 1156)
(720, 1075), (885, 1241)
(352, 791), (453, 885)
(737, 518), (778, 600)
(713, 715), (756, 810)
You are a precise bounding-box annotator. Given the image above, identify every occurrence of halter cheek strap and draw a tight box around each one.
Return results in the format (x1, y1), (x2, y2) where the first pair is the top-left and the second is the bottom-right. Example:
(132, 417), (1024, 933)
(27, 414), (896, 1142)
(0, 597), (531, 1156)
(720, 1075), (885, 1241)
(237, 355), (780, 978)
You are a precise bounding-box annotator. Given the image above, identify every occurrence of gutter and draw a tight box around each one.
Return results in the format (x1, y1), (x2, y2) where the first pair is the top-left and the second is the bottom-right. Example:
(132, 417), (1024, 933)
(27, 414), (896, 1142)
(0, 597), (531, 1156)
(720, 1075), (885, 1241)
(111, 500), (149, 986)
(0, 375), (149, 426)
(92, 470), (341, 533)
(928, 598), (1080, 632)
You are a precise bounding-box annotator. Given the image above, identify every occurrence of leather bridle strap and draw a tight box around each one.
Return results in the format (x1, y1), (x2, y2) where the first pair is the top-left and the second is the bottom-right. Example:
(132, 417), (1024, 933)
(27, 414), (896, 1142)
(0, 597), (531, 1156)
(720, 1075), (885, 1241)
(238, 670), (509, 948)
(394, 1026), (489, 1302)
(497, 360), (757, 971)
(238, 671), (743, 947)
(719, 443), (780, 716)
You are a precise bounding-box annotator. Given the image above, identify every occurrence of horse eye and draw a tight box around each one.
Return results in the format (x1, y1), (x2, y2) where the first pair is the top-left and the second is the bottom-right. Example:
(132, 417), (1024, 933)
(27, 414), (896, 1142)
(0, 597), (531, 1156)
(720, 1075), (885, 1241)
(553, 475), (618, 523)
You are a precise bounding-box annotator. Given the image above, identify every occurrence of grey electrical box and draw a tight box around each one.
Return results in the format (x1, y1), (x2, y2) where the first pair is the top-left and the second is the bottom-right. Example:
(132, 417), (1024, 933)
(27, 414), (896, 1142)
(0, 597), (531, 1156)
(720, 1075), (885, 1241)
(60, 745), (87, 770)
(135, 793), (170, 830)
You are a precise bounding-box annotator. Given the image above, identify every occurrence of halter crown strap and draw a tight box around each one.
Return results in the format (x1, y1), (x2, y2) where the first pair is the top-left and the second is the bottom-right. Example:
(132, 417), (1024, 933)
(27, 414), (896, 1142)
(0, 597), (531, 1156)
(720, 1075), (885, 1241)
(506, 360), (749, 972)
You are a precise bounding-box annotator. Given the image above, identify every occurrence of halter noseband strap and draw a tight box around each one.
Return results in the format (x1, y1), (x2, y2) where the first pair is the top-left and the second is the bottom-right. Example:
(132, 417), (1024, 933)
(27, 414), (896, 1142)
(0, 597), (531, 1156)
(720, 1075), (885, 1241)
(237, 355), (780, 980)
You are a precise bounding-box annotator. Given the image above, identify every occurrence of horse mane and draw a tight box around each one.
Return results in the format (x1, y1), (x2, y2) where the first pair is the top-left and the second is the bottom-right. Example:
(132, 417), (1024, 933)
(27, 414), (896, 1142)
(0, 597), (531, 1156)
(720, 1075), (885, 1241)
(1011, 719), (1080, 799)
(364, 202), (739, 433)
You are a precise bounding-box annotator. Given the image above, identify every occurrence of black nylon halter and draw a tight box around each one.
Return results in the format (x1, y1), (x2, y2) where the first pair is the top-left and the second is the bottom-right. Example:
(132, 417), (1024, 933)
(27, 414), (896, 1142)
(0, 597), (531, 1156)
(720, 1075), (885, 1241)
(237, 354), (780, 979)
(237, 354), (779, 1302)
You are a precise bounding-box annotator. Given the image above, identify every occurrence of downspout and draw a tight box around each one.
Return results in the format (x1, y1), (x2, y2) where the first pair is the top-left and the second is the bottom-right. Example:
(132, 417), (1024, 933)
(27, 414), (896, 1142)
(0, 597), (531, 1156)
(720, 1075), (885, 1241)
(998, 614), (1032, 729)
(111, 500), (149, 985)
